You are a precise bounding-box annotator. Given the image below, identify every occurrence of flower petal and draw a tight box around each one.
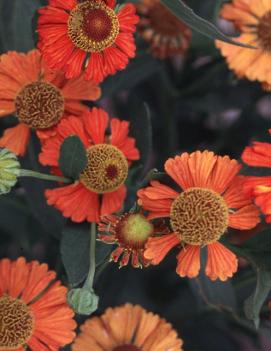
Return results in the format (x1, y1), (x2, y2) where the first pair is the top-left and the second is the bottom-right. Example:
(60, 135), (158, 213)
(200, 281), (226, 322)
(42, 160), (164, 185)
(176, 245), (200, 278)
(101, 185), (126, 216)
(0, 123), (30, 156)
(83, 107), (109, 144)
(144, 233), (180, 264)
(242, 141), (271, 167)
(229, 204), (260, 229)
(206, 242), (237, 281)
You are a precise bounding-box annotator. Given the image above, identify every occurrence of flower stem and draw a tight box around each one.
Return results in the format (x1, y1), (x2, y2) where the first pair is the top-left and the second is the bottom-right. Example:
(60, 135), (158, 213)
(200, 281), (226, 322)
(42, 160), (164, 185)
(19, 169), (71, 183)
(84, 222), (97, 291)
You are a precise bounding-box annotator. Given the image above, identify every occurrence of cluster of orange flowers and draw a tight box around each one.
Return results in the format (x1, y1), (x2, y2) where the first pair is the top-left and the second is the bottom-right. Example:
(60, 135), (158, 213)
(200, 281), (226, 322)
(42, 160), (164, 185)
(2, 0), (271, 350)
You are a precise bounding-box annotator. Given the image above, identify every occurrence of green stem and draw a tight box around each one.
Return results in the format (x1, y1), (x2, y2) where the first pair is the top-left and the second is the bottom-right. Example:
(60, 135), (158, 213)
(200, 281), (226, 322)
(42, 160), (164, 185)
(19, 169), (71, 183)
(84, 222), (97, 290)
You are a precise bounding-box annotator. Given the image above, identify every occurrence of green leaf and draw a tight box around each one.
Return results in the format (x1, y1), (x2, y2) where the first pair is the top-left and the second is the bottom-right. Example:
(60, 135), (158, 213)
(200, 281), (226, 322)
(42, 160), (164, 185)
(244, 269), (271, 328)
(160, 0), (255, 49)
(59, 136), (87, 180)
(61, 222), (90, 287)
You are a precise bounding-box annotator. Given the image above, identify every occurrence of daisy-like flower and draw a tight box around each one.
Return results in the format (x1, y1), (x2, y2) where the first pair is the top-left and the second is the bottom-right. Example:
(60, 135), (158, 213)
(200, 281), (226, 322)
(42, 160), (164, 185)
(72, 303), (183, 351)
(0, 257), (76, 351)
(242, 129), (271, 223)
(0, 49), (101, 156)
(37, 0), (139, 83)
(137, 0), (191, 59)
(216, 0), (271, 86)
(39, 107), (140, 223)
(98, 212), (167, 268)
(137, 150), (260, 281)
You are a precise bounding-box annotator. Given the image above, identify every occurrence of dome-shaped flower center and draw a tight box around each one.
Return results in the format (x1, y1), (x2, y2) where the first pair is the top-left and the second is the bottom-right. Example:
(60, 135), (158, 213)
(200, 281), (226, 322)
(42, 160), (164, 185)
(257, 11), (271, 50)
(68, 1), (119, 52)
(149, 2), (187, 36)
(115, 213), (154, 249)
(15, 81), (64, 129)
(80, 144), (128, 194)
(0, 295), (34, 350)
(170, 187), (229, 246)
(113, 345), (141, 351)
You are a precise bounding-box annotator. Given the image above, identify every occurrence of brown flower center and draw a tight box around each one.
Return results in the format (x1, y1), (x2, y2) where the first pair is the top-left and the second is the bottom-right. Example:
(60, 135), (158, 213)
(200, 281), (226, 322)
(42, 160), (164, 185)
(113, 345), (141, 351)
(257, 11), (271, 50)
(0, 295), (34, 350)
(170, 187), (229, 246)
(15, 81), (64, 129)
(115, 213), (154, 249)
(80, 144), (128, 194)
(149, 2), (187, 36)
(68, 0), (119, 52)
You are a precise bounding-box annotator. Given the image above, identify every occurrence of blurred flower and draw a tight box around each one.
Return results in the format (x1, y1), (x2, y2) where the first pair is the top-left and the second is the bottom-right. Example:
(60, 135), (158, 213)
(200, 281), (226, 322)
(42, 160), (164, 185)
(138, 150), (260, 281)
(39, 107), (140, 223)
(137, 0), (191, 59)
(0, 148), (20, 194)
(216, 0), (271, 87)
(98, 212), (168, 268)
(72, 303), (183, 351)
(0, 49), (101, 156)
(242, 130), (271, 223)
(0, 257), (76, 350)
(37, 0), (138, 83)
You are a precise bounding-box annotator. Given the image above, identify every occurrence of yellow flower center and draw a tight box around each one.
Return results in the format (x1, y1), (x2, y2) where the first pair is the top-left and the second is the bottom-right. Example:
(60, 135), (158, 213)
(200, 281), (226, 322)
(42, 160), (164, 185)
(80, 144), (128, 194)
(116, 213), (154, 249)
(68, 0), (119, 52)
(0, 295), (34, 350)
(257, 11), (271, 50)
(170, 187), (229, 246)
(149, 2), (187, 36)
(113, 345), (141, 351)
(15, 81), (64, 129)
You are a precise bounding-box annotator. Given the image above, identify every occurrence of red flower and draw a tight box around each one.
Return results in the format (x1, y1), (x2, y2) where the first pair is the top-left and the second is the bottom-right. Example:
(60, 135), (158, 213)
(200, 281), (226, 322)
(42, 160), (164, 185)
(39, 107), (140, 223)
(0, 49), (101, 156)
(242, 129), (271, 222)
(138, 151), (260, 281)
(37, 0), (139, 83)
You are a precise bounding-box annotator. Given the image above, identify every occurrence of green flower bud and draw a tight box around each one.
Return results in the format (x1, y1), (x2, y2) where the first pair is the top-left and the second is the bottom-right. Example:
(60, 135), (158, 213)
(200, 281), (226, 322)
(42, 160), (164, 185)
(67, 288), (99, 315)
(0, 148), (20, 195)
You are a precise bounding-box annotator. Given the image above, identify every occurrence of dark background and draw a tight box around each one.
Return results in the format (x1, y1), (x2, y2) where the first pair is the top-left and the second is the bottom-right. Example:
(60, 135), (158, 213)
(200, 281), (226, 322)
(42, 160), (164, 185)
(1, 0), (271, 350)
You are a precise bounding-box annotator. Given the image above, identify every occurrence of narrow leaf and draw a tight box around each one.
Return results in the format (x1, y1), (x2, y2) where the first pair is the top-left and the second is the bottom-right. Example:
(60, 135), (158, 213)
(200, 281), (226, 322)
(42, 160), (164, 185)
(59, 136), (87, 179)
(161, 0), (255, 49)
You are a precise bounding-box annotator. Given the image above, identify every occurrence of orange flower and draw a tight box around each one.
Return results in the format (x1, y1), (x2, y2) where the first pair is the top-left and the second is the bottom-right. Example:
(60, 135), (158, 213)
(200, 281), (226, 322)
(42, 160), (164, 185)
(0, 257), (76, 351)
(37, 0), (139, 83)
(0, 49), (101, 156)
(137, 0), (191, 59)
(72, 303), (183, 351)
(137, 150), (260, 281)
(242, 129), (271, 223)
(216, 0), (271, 87)
(39, 107), (140, 223)
(98, 212), (168, 268)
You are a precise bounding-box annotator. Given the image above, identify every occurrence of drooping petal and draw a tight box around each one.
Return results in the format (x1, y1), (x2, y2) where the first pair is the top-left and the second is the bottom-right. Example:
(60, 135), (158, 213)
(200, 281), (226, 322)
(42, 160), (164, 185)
(101, 185), (126, 216)
(176, 245), (200, 278)
(61, 74), (101, 101)
(0, 100), (15, 117)
(85, 52), (107, 83)
(45, 183), (100, 223)
(206, 242), (238, 281)
(229, 204), (260, 229)
(144, 233), (180, 264)
(0, 124), (30, 156)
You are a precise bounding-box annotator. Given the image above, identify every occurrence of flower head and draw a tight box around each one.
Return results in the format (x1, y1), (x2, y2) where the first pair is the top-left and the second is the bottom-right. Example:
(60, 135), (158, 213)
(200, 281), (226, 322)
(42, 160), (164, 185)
(216, 0), (271, 87)
(98, 212), (167, 268)
(138, 150), (260, 281)
(137, 0), (191, 59)
(37, 0), (139, 83)
(72, 303), (183, 351)
(242, 129), (271, 223)
(0, 49), (101, 156)
(39, 107), (140, 223)
(0, 257), (76, 350)
(0, 148), (20, 194)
